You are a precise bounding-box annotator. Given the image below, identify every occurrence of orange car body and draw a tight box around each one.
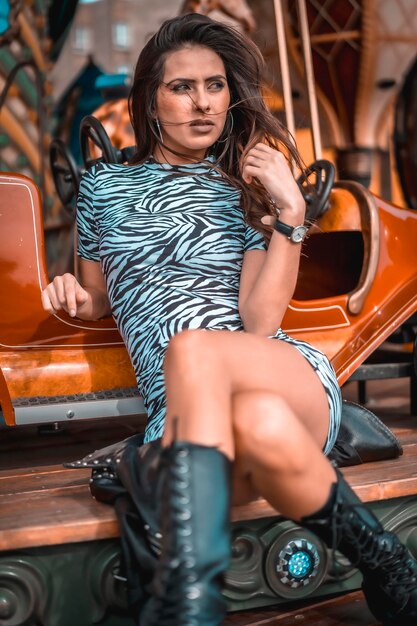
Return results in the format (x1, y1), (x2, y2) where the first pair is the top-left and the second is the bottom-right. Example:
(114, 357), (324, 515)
(1, 172), (417, 426)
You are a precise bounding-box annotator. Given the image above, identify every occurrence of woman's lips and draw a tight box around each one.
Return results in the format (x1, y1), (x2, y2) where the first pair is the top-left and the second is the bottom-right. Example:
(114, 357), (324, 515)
(189, 119), (216, 134)
(189, 119), (215, 127)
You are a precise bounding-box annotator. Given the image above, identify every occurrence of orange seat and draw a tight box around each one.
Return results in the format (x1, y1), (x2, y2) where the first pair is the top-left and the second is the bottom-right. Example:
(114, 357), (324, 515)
(283, 181), (417, 384)
(0, 173), (143, 426)
(2, 173), (417, 426)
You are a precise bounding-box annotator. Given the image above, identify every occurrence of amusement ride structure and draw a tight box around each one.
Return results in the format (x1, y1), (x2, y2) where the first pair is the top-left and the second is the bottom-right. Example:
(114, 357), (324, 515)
(1, 1), (417, 625)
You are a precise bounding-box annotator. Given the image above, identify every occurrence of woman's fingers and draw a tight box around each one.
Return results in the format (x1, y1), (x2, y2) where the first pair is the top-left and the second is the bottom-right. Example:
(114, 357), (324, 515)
(242, 143), (304, 213)
(41, 288), (55, 313)
(261, 215), (275, 226)
(53, 275), (68, 307)
(61, 274), (80, 317)
(41, 274), (87, 318)
(74, 281), (89, 314)
(242, 164), (261, 184)
(242, 146), (269, 183)
(243, 155), (264, 167)
(252, 142), (276, 154)
(42, 281), (61, 312)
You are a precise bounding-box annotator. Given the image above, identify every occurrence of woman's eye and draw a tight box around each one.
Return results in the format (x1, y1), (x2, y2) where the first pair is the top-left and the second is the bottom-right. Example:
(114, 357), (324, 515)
(209, 81), (225, 91)
(172, 83), (190, 92)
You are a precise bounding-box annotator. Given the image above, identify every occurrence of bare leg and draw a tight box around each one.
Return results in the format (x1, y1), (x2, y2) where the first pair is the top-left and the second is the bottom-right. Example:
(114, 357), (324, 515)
(232, 390), (335, 519)
(162, 329), (337, 520)
(157, 329), (417, 626)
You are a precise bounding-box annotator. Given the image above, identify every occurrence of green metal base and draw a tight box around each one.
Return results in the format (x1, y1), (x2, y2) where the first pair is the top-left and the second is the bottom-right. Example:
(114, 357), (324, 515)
(1, 496), (417, 625)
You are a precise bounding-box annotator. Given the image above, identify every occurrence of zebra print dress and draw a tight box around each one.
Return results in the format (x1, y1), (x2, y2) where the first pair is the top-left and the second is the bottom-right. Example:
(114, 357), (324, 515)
(76, 157), (341, 453)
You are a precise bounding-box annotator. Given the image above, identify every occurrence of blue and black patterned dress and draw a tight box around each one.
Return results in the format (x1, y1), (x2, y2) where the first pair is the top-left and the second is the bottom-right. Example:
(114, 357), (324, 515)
(76, 157), (341, 453)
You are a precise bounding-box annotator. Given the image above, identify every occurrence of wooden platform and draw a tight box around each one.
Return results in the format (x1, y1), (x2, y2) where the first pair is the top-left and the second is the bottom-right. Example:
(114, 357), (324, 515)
(223, 591), (377, 625)
(1, 379), (417, 552)
(0, 378), (416, 625)
(1, 416), (417, 552)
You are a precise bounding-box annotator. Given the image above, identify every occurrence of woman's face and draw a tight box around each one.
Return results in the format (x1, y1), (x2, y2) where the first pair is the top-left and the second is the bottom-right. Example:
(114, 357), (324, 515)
(153, 45), (230, 163)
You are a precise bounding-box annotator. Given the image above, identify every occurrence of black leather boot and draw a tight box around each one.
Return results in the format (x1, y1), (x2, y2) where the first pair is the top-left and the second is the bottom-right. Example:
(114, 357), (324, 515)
(140, 441), (231, 626)
(301, 468), (417, 625)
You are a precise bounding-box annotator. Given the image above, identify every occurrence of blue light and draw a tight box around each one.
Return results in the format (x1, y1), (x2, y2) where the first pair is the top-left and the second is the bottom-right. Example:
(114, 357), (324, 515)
(287, 550), (312, 579)
(0, 0), (10, 35)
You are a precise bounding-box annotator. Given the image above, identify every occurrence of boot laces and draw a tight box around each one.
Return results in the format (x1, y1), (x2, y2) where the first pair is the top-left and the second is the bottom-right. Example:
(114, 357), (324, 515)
(151, 447), (201, 626)
(333, 503), (417, 602)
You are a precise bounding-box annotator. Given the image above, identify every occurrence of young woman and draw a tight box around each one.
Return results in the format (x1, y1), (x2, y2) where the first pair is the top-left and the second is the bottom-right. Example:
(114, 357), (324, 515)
(42, 13), (417, 626)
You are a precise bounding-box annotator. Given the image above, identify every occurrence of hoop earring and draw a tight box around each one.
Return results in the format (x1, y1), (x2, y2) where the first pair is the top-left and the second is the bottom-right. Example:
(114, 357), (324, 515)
(216, 110), (234, 144)
(154, 118), (163, 143)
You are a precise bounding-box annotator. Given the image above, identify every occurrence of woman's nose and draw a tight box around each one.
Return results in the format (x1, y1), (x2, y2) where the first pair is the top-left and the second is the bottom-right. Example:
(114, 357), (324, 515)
(193, 90), (211, 113)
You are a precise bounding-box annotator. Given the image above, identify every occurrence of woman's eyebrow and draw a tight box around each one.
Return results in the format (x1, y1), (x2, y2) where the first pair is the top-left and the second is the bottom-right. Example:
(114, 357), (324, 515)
(164, 74), (227, 86)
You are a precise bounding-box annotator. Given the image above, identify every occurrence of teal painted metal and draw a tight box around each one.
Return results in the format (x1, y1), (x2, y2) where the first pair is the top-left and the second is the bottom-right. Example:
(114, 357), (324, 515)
(0, 48), (38, 109)
(34, 0), (47, 13)
(0, 1), (11, 35)
(0, 541), (134, 626)
(0, 496), (416, 624)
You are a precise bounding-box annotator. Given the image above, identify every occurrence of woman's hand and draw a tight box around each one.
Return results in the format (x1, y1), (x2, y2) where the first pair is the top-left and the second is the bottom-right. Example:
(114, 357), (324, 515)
(41, 273), (89, 318)
(242, 143), (305, 217)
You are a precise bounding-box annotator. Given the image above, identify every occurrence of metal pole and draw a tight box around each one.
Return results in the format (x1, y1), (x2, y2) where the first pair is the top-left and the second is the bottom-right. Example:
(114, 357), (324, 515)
(297, 0), (323, 159)
(273, 0), (296, 144)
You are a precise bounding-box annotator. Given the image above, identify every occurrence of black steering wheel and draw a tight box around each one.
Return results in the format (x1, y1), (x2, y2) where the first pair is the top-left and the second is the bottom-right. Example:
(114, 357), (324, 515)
(49, 138), (82, 216)
(80, 115), (119, 169)
(297, 159), (335, 220)
(79, 115), (136, 169)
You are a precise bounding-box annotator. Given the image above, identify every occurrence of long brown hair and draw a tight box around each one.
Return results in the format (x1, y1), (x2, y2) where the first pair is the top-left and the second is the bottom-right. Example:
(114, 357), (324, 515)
(128, 13), (304, 240)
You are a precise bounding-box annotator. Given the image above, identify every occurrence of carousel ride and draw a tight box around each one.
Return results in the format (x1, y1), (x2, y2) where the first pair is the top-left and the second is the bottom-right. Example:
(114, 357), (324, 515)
(2, 0), (417, 426)
(1, 2), (417, 625)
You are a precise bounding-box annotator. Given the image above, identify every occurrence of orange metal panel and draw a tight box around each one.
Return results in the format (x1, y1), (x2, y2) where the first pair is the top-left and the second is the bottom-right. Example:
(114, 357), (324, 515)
(2, 172), (417, 425)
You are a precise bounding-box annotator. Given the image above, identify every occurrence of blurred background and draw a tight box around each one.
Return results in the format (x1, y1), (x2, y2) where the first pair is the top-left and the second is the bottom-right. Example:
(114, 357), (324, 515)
(1, 0), (417, 274)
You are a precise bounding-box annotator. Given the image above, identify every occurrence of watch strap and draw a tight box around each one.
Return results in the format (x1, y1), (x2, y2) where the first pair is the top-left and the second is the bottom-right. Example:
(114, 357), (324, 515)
(274, 219), (294, 237)
(274, 218), (307, 243)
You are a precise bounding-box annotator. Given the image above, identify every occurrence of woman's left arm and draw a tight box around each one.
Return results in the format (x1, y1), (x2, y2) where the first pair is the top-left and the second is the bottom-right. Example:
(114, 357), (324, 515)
(238, 143), (306, 336)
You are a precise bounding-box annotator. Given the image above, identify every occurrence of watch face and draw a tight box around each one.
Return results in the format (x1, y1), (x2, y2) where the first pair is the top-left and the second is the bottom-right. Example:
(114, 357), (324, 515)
(290, 225), (308, 243)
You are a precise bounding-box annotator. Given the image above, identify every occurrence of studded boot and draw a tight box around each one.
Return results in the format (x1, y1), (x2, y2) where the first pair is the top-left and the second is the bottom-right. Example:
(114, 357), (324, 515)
(300, 468), (417, 626)
(140, 441), (232, 626)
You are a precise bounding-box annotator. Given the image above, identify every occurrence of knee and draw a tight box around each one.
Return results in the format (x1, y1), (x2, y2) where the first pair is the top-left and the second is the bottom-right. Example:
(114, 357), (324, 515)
(164, 329), (212, 372)
(234, 392), (290, 446)
(233, 392), (307, 472)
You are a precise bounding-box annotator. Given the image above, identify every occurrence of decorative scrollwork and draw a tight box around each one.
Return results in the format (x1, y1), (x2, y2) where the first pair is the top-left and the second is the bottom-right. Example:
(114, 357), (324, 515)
(377, 498), (417, 557)
(225, 519), (331, 605)
(0, 558), (47, 626)
(224, 529), (265, 599)
(88, 542), (128, 622)
(225, 517), (363, 610)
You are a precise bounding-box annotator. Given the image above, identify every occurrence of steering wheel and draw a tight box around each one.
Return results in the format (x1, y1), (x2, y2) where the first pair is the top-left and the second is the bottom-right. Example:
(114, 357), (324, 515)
(297, 159), (335, 220)
(80, 115), (119, 169)
(49, 138), (82, 216)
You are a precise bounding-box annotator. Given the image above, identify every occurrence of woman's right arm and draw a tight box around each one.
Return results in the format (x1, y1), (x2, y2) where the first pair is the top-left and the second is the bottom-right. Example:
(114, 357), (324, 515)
(41, 258), (111, 320)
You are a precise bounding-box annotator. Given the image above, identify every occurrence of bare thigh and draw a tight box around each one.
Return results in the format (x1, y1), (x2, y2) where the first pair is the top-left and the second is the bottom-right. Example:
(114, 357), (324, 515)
(163, 329), (330, 452)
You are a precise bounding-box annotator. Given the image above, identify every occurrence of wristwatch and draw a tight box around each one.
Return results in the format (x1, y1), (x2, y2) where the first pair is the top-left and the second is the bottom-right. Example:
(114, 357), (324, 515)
(274, 218), (308, 243)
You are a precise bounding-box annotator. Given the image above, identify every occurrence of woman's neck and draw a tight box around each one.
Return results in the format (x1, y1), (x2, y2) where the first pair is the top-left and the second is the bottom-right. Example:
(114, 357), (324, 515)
(152, 145), (207, 166)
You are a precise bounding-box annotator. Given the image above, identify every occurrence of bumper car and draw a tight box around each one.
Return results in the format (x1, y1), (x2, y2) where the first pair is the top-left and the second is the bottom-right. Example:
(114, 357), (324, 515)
(1, 112), (417, 427)
(2, 0), (417, 429)
(1, 5), (417, 624)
